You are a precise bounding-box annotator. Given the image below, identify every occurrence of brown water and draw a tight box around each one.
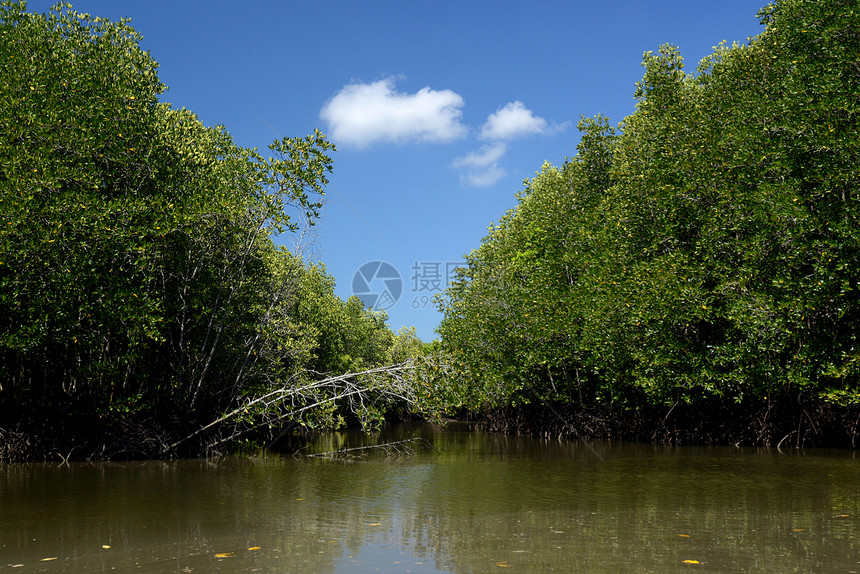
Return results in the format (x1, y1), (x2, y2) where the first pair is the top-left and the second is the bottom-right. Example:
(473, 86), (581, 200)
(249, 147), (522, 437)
(1, 423), (859, 573)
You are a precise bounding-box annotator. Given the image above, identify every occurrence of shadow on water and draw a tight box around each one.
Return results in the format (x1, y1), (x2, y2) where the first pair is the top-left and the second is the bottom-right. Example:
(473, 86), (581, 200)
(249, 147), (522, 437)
(1, 423), (859, 573)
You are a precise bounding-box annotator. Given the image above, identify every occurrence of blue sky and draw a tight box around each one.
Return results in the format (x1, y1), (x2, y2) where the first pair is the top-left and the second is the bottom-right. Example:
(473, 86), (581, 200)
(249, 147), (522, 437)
(28, 0), (767, 340)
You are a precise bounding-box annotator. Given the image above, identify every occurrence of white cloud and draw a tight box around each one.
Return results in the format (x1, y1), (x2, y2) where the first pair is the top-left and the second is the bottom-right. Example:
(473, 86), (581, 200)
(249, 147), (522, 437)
(320, 81), (566, 187)
(461, 164), (507, 187)
(454, 102), (567, 187)
(479, 101), (551, 141)
(452, 142), (507, 169)
(320, 78), (467, 148)
(453, 143), (507, 187)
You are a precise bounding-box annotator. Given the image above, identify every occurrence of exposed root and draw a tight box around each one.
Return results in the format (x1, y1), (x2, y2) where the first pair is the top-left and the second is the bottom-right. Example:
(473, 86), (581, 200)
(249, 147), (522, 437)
(479, 400), (860, 448)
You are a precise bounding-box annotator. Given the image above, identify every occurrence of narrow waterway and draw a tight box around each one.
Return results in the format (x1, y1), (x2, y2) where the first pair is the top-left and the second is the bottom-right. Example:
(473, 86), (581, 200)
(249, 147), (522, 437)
(1, 424), (858, 573)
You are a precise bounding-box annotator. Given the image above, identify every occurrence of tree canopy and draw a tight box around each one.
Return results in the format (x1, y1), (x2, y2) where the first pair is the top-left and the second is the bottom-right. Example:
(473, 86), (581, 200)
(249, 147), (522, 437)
(435, 0), (860, 434)
(0, 1), (422, 459)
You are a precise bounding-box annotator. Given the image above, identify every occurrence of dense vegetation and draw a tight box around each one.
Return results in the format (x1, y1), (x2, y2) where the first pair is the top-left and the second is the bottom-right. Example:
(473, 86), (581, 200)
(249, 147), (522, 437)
(4, 0), (859, 458)
(435, 0), (860, 446)
(0, 1), (424, 460)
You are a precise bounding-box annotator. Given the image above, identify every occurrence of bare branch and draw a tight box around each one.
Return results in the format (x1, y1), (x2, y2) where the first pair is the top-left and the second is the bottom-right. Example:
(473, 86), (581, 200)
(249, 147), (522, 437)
(166, 361), (425, 455)
(303, 437), (437, 458)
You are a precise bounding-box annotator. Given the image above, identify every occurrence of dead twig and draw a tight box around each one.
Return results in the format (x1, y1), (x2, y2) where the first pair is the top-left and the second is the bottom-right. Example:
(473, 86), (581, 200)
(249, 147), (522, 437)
(166, 361), (429, 456)
(303, 437), (437, 459)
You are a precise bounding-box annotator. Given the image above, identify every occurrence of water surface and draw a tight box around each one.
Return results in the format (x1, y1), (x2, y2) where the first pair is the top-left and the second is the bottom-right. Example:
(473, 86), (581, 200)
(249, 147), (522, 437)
(1, 424), (858, 573)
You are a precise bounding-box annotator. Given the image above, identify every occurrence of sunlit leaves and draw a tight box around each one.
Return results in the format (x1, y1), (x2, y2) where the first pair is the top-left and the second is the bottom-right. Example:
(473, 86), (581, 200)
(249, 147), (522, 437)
(0, 1), (353, 444)
(434, 0), (860, 420)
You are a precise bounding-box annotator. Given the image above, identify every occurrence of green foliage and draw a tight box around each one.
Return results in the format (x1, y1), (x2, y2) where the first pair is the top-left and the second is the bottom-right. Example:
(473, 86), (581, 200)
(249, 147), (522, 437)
(1, 1), (172, 416)
(0, 1), (413, 446)
(436, 0), (860, 413)
(291, 263), (396, 376)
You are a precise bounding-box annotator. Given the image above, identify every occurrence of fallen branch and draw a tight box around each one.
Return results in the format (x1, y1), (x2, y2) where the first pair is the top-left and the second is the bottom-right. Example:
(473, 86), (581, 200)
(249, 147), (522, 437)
(303, 437), (437, 459)
(165, 361), (429, 456)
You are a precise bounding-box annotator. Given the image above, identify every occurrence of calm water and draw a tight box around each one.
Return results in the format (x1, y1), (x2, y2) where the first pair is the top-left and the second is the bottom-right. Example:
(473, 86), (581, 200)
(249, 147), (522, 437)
(1, 423), (859, 573)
